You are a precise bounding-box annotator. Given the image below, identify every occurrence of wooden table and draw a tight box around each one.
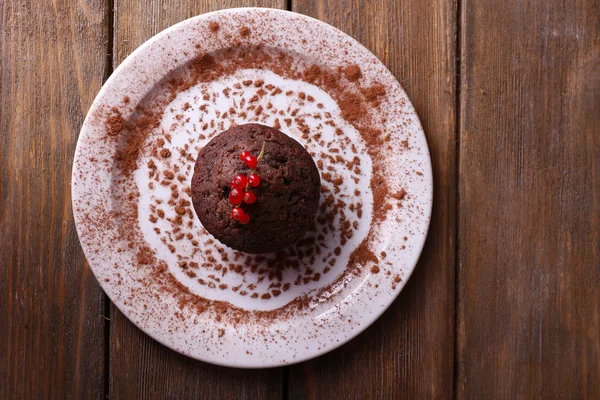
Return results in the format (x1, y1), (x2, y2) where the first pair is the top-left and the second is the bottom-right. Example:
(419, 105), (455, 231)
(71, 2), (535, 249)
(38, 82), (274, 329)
(1, 0), (598, 398)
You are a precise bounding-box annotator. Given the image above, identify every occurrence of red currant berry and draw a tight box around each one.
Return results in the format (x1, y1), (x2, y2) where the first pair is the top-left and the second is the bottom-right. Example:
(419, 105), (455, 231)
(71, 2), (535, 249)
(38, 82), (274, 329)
(239, 213), (250, 224)
(231, 207), (244, 220)
(243, 191), (256, 204)
(240, 150), (251, 161)
(248, 173), (261, 187)
(243, 155), (258, 169)
(228, 188), (243, 205)
(230, 174), (247, 190)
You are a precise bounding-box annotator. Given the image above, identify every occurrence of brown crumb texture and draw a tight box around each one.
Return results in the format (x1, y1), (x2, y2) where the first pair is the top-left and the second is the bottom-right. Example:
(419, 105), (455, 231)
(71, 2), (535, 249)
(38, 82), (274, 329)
(191, 124), (321, 254)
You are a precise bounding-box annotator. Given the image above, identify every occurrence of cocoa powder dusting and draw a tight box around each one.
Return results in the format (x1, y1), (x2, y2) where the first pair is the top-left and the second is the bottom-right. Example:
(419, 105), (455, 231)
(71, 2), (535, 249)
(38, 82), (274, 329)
(362, 84), (386, 103)
(392, 189), (406, 200)
(338, 93), (365, 122)
(348, 241), (378, 274)
(106, 108), (125, 136)
(114, 109), (162, 175)
(239, 26), (251, 37)
(101, 43), (402, 326)
(137, 246), (154, 265)
(343, 64), (362, 82)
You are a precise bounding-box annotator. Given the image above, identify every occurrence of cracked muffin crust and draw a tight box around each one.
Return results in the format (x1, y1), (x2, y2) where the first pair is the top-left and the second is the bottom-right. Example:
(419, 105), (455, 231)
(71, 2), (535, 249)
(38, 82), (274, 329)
(191, 123), (321, 253)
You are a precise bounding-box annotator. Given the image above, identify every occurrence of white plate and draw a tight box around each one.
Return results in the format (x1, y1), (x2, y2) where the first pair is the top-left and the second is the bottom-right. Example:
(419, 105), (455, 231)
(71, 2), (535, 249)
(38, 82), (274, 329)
(72, 8), (432, 368)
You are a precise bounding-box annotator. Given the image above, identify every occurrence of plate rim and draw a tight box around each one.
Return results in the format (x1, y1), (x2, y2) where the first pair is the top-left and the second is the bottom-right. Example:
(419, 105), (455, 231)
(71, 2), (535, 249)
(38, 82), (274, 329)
(72, 7), (433, 368)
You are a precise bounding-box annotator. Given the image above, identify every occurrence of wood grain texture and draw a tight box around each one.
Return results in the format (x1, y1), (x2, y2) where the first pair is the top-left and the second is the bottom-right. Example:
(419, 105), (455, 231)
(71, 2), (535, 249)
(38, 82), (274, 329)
(0, 1), (109, 399)
(289, 1), (457, 399)
(457, 0), (600, 398)
(114, 0), (287, 65)
(110, 1), (286, 399)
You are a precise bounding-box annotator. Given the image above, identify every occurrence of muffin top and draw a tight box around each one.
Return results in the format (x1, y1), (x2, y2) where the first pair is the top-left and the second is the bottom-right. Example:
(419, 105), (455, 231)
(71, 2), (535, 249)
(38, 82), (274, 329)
(191, 123), (321, 253)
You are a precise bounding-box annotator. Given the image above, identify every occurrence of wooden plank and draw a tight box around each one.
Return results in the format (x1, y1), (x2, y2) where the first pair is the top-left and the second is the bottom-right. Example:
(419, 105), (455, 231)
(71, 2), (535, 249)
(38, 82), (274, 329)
(114, 0), (288, 65)
(0, 1), (108, 399)
(457, 0), (600, 398)
(289, 1), (457, 398)
(110, 1), (286, 399)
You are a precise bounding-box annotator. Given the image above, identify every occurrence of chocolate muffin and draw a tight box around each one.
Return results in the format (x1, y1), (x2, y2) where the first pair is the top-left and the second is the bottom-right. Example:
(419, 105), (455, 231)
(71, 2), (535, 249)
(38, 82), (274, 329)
(191, 123), (321, 253)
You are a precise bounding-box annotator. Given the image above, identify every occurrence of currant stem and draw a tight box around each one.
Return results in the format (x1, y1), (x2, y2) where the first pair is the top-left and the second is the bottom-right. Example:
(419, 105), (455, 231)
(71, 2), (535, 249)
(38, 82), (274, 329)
(257, 141), (267, 161)
(245, 141), (267, 191)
